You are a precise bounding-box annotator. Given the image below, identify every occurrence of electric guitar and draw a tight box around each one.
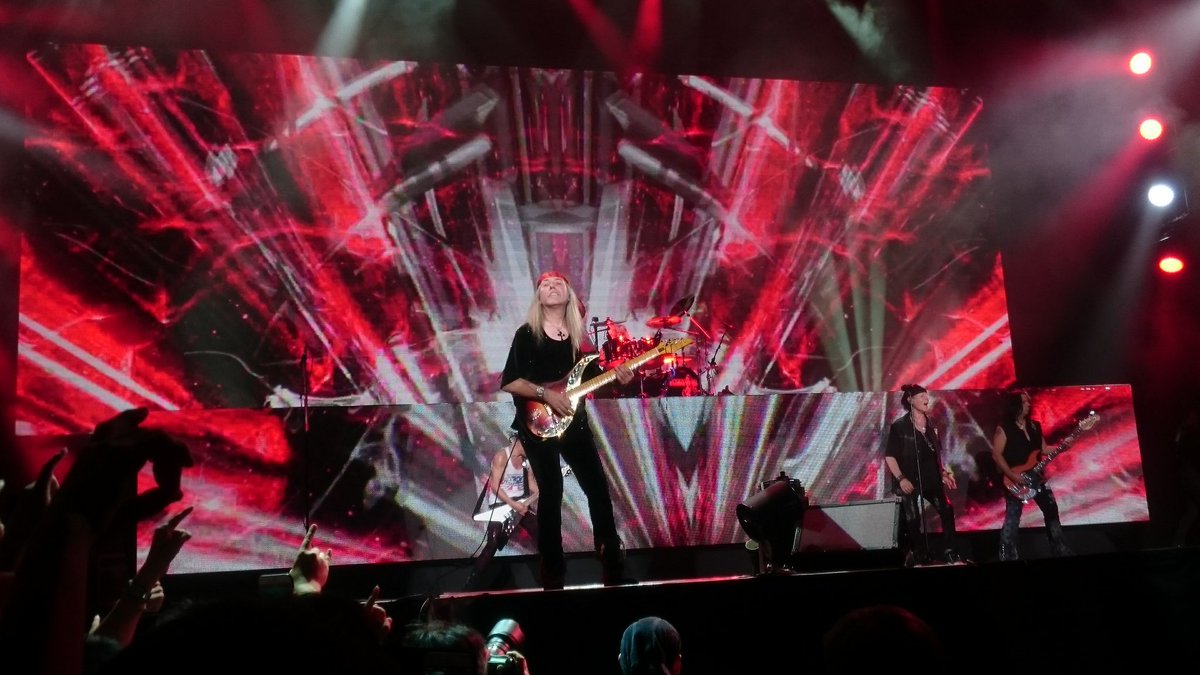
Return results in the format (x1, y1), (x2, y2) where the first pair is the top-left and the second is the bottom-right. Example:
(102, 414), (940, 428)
(522, 337), (693, 439)
(473, 466), (572, 539)
(1003, 412), (1100, 502)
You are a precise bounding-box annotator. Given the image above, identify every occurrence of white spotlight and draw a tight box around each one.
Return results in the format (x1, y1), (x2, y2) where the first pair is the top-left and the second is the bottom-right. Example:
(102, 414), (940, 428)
(1148, 183), (1176, 208)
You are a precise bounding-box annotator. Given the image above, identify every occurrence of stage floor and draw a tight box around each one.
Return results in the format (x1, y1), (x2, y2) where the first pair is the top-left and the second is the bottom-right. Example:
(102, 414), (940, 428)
(413, 546), (1200, 673)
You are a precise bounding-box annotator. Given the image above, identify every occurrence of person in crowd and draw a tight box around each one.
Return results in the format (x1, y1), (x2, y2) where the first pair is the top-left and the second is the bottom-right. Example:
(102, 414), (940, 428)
(0, 407), (193, 675)
(822, 604), (946, 674)
(397, 619), (488, 675)
(618, 615), (682, 675)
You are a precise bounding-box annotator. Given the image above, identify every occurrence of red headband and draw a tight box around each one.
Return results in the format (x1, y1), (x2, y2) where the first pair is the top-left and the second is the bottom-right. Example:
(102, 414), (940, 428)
(535, 271), (570, 288)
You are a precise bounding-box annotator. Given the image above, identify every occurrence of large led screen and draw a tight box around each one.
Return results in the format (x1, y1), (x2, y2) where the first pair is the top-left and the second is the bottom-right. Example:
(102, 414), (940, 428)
(15, 43), (1011, 436)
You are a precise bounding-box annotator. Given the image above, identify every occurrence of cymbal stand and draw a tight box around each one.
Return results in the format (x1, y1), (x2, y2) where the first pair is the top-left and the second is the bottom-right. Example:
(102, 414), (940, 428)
(708, 325), (731, 395)
(685, 313), (717, 395)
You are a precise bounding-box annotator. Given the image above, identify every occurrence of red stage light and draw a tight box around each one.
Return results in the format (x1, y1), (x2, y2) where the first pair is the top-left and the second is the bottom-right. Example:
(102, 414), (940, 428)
(1139, 118), (1164, 140)
(1158, 256), (1184, 274)
(1129, 51), (1153, 75)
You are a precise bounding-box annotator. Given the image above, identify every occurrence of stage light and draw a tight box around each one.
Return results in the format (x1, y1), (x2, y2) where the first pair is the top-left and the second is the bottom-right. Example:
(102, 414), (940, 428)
(1139, 118), (1164, 141)
(1129, 51), (1153, 75)
(736, 471), (808, 573)
(1158, 255), (1184, 274)
(1148, 183), (1176, 207)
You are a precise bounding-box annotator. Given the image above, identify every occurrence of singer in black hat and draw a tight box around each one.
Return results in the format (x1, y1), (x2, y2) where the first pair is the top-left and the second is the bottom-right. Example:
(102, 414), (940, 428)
(883, 384), (964, 565)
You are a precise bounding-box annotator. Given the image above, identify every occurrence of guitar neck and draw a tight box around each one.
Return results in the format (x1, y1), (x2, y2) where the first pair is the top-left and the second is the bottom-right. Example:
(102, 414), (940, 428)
(1031, 427), (1085, 473)
(567, 347), (663, 398)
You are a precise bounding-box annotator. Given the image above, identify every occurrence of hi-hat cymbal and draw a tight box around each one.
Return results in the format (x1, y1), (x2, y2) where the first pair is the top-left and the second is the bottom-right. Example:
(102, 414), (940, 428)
(646, 315), (683, 329)
(668, 294), (695, 317)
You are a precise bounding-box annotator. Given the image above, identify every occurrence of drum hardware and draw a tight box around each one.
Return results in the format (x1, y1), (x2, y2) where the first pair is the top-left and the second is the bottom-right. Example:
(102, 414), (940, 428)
(645, 314), (684, 329)
(667, 294), (695, 317)
(591, 294), (739, 398)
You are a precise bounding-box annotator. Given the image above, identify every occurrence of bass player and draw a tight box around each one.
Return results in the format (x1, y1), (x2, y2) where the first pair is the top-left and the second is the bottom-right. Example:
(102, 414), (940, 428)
(500, 270), (635, 589)
(992, 388), (1074, 561)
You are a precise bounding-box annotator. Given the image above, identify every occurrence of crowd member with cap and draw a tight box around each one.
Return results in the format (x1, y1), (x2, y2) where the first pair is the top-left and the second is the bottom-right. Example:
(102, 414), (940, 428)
(500, 271), (635, 589)
(618, 616), (682, 675)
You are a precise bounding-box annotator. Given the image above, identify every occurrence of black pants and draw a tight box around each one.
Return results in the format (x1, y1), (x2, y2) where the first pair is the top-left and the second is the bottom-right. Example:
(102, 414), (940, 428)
(899, 484), (957, 560)
(999, 486), (1071, 560)
(518, 418), (621, 581)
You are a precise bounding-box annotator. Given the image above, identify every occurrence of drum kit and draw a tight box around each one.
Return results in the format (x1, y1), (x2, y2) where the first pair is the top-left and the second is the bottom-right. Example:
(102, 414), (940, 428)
(589, 294), (731, 398)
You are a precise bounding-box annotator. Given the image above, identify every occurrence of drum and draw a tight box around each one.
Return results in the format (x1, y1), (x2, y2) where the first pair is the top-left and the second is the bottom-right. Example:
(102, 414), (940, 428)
(603, 334), (660, 367)
(642, 366), (703, 397)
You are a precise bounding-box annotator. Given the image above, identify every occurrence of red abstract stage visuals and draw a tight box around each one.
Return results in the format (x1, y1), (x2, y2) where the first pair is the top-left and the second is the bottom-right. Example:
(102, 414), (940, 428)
(16, 43), (1140, 575)
(16, 43), (1010, 436)
(14, 386), (1143, 574)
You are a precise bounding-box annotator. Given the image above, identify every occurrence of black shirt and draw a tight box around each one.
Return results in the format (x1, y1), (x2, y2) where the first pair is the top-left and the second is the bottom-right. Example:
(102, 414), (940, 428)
(885, 413), (944, 492)
(500, 324), (600, 431)
(999, 419), (1044, 469)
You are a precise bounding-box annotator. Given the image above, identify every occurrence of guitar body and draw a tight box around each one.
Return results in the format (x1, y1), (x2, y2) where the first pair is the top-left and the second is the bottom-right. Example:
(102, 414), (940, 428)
(521, 354), (599, 439)
(1003, 452), (1045, 502)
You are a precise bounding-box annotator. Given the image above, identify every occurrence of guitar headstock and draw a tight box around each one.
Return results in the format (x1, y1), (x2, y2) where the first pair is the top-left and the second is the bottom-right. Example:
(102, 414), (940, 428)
(658, 338), (695, 354)
(1077, 411), (1101, 432)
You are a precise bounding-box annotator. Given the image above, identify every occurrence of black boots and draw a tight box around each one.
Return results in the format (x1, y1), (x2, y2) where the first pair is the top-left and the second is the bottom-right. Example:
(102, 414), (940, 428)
(599, 537), (637, 586)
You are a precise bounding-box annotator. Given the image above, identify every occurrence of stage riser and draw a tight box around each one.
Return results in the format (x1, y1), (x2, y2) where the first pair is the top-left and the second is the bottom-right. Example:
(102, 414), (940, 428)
(423, 547), (1200, 674)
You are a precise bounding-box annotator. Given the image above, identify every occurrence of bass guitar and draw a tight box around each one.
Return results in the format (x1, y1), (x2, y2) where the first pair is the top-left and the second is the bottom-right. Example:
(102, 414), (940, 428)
(522, 337), (693, 439)
(1003, 411), (1100, 502)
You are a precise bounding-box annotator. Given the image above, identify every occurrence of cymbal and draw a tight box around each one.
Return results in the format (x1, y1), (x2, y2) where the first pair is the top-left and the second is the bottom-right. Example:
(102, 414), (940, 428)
(646, 315), (683, 329)
(668, 294), (695, 317)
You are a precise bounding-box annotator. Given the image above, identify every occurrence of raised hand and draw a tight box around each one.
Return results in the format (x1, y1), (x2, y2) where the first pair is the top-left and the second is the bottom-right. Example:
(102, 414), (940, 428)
(289, 524), (332, 596)
(55, 408), (194, 536)
(0, 450), (67, 568)
(137, 506), (194, 585)
(363, 585), (393, 642)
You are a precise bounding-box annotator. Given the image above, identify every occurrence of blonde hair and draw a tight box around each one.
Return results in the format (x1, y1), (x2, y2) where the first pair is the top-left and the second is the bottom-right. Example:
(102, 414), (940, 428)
(526, 283), (585, 354)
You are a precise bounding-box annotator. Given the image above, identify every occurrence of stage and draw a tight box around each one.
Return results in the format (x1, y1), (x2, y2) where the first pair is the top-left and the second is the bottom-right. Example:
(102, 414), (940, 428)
(159, 523), (1193, 672)
(417, 544), (1199, 673)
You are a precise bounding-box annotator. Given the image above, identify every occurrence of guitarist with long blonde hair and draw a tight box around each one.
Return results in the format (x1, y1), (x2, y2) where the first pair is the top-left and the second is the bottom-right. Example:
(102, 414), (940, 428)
(992, 389), (1074, 561)
(500, 271), (635, 589)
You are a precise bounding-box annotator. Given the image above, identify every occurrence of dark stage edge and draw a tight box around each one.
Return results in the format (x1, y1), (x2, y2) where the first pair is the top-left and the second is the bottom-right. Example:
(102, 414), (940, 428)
(416, 546), (1200, 674)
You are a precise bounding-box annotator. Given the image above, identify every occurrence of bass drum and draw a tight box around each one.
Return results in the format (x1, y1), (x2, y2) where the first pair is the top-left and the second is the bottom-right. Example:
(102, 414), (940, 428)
(643, 366), (704, 397)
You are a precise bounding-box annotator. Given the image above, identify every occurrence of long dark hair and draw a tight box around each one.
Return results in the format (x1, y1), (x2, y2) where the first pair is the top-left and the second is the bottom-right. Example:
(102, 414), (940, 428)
(1001, 389), (1029, 425)
(900, 383), (927, 412)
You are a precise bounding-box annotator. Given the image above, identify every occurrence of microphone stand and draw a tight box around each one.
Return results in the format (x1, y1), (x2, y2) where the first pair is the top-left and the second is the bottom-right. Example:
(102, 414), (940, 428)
(301, 346), (311, 531)
(911, 412), (930, 564)
(708, 325), (731, 394)
(685, 313), (720, 395)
